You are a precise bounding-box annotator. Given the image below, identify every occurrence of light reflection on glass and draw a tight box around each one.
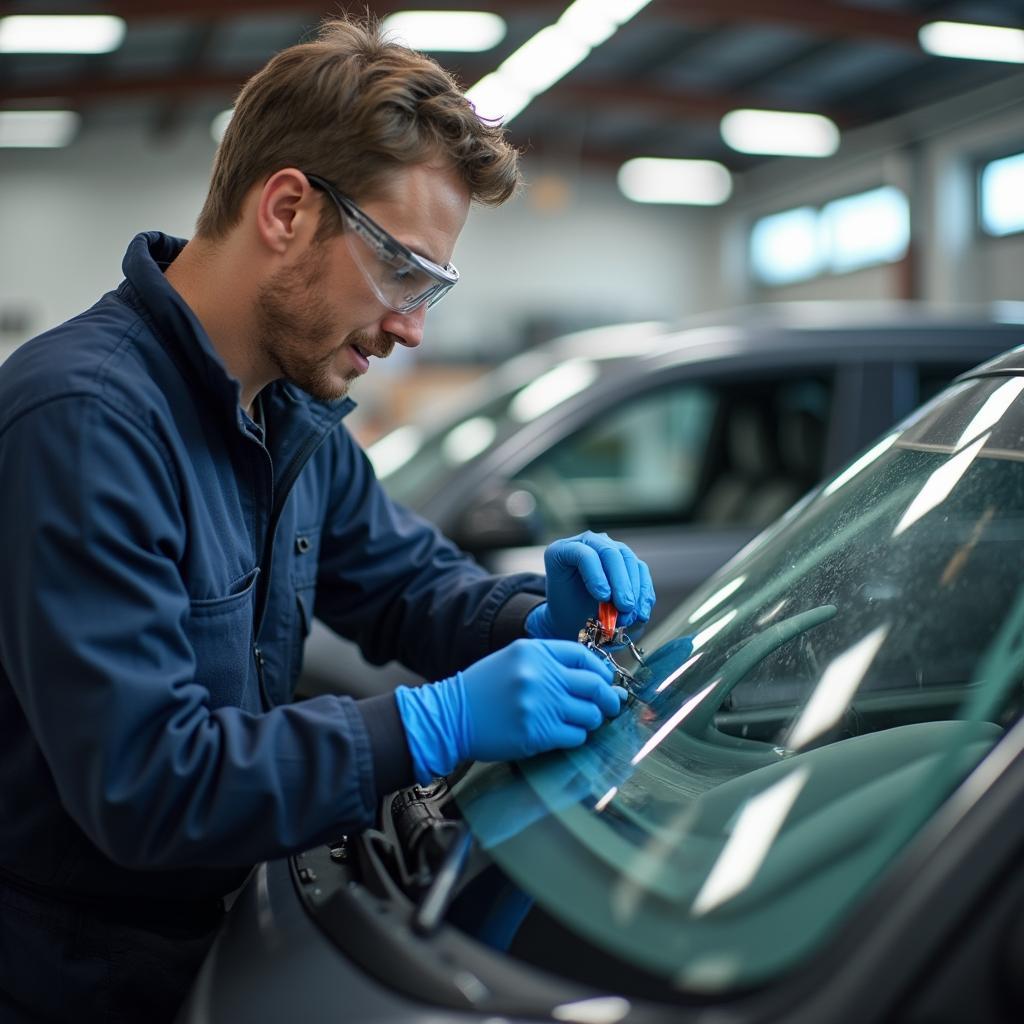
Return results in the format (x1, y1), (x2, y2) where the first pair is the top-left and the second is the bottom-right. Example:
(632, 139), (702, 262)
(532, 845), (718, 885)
(655, 651), (704, 693)
(441, 415), (497, 465)
(365, 424), (422, 478)
(822, 432), (899, 497)
(786, 624), (890, 750)
(508, 359), (598, 422)
(755, 598), (789, 627)
(953, 377), (1024, 451)
(691, 609), (737, 650)
(631, 680), (719, 766)
(687, 576), (746, 624)
(893, 432), (989, 538)
(551, 996), (632, 1024)
(690, 767), (810, 916)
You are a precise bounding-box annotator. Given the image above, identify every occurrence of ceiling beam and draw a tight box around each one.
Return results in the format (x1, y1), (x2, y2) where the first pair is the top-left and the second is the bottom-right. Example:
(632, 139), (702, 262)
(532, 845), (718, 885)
(0, 71), (245, 105)
(549, 81), (852, 127)
(656, 0), (927, 46)
(1, 0), (553, 20)
(0, 0), (931, 47)
(0, 66), (852, 128)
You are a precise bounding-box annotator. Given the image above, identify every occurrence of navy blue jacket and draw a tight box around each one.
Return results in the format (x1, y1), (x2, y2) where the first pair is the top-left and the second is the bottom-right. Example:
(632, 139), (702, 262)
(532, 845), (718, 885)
(0, 232), (544, 909)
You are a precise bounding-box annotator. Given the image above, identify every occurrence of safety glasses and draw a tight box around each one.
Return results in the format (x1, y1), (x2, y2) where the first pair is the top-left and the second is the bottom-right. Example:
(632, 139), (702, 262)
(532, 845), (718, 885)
(305, 172), (459, 314)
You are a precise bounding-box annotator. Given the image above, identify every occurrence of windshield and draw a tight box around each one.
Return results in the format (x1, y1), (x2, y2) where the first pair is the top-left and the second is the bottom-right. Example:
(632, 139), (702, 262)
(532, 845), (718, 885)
(452, 372), (1024, 994)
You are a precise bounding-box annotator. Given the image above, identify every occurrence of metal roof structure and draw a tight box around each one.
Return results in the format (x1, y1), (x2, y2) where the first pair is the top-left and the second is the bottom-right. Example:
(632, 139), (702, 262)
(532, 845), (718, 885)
(1, 0), (1023, 170)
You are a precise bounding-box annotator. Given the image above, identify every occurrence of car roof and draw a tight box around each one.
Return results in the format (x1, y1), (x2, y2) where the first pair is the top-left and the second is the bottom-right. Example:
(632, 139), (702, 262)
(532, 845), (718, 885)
(544, 302), (1024, 365)
(960, 345), (1024, 379)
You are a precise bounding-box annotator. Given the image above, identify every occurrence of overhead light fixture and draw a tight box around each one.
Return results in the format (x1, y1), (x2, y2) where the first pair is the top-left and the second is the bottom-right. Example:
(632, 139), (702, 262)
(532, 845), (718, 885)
(498, 24), (590, 96)
(210, 109), (233, 144)
(382, 11), (506, 52)
(0, 15), (125, 54)
(557, 0), (653, 48)
(617, 157), (733, 206)
(464, 72), (532, 123)
(466, 0), (653, 124)
(721, 109), (840, 158)
(0, 110), (80, 148)
(919, 20), (1024, 63)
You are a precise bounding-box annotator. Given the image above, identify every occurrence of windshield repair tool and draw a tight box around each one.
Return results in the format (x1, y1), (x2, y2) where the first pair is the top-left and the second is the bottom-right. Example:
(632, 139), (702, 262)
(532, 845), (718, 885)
(578, 600), (646, 696)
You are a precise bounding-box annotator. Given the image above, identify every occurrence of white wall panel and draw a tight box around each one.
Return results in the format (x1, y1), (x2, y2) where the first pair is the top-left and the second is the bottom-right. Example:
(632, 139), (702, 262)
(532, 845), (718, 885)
(0, 127), (724, 362)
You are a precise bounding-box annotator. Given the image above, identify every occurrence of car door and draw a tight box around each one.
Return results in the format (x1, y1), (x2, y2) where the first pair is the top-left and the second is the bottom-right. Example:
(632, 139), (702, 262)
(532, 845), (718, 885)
(479, 369), (838, 612)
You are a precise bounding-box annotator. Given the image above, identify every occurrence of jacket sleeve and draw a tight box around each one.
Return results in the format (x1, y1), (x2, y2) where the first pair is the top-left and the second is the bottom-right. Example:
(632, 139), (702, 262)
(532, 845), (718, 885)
(313, 430), (546, 679)
(0, 396), (403, 870)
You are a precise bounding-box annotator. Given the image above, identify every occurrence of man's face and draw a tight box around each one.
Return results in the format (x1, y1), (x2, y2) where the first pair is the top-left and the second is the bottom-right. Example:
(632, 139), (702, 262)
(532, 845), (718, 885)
(254, 161), (470, 403)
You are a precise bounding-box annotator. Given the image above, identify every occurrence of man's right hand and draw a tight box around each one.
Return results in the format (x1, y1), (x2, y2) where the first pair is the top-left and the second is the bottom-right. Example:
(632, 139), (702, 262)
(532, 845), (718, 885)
(395, 639), (625, 783)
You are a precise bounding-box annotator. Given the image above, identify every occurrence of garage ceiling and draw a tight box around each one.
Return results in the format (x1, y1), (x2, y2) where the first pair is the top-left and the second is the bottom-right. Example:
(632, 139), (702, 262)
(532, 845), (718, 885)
(2, 0), (1023, 171)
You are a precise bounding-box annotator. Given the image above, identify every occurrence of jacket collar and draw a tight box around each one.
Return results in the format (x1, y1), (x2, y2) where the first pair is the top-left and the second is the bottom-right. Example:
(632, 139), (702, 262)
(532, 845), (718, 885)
(117, 231), (355, 445)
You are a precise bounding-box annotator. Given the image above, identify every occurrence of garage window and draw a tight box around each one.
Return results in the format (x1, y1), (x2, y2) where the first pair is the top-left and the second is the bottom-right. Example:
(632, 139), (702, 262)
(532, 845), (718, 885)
(750, 186), (910, 286)
(979, 150), (1024, 237)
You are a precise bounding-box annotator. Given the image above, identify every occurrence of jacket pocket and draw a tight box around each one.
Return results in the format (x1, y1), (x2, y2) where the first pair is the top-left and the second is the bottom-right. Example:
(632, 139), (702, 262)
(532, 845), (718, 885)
(186, 567), (260, 710)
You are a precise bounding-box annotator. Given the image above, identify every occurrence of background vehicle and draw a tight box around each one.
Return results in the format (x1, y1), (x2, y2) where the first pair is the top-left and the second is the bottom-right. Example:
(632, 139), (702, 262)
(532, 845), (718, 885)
(182, 342), (1024, 1024)
(302, 302), (1024, 697)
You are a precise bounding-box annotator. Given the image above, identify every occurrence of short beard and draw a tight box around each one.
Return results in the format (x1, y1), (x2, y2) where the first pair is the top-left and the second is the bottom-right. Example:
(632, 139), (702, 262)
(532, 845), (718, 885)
(254, 244), (379, 404)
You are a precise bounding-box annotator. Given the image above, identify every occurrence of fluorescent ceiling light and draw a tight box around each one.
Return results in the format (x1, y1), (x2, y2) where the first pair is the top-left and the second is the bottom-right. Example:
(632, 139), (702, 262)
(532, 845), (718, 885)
(499, 24), (590, 96)
(211, 109), (233, 144)
(465, 71), (532, 123)
(0, 110), (80, 148)
(466, 0), (653, 125)
(919, 20), (1024, 63)
(0, 15), (125, 54)
(721, 109), (839, 158)
(617, 157), (733, 205)
(383, 11), (506, 52)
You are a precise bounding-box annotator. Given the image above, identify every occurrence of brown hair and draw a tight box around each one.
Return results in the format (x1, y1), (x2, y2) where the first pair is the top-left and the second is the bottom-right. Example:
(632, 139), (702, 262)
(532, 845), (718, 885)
(195, 14), (520, 239)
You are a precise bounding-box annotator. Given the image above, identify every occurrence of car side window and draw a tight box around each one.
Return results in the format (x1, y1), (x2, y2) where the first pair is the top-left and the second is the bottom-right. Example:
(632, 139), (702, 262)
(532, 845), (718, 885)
(512, 375), (832, 532)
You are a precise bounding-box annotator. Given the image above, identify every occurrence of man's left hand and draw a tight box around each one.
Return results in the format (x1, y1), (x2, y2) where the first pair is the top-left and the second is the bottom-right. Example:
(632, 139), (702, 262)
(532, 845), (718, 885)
(526, 531), (656, 641)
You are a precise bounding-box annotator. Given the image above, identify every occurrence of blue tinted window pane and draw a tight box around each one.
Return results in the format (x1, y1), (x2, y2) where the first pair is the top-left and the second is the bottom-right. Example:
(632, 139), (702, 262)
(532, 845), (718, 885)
(821, 185), (910, 273)
(981, 151), (1024, 237)
(750, 207), (822, 286)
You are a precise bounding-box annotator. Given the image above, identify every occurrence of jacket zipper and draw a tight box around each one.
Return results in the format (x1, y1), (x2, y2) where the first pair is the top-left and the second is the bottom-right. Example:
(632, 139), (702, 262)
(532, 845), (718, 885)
(246, 413), (341, 710)
(253, 644), (271, 710)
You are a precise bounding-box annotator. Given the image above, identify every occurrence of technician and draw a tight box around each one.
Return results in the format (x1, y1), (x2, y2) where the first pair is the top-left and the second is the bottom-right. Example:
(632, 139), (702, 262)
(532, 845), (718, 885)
(0, 15), (653, 1023)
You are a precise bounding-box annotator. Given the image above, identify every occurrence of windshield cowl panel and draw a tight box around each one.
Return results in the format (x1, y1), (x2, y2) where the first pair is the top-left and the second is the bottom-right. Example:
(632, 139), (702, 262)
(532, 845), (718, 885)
(453, 374), (1024, 995)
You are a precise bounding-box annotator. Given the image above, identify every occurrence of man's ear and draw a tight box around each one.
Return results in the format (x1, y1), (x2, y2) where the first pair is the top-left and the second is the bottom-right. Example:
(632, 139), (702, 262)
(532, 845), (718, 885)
(255, 168), (319, 255)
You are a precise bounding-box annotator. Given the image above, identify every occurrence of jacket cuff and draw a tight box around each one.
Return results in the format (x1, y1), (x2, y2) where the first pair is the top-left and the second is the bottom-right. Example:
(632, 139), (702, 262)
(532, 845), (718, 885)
(354, 693), (415, 798)
(490, 590), (546, 651)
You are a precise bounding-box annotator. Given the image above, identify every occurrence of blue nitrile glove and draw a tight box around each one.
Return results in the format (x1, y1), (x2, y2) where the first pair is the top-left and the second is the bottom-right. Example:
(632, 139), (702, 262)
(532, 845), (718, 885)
(525, 531), (656, 641)
(395, 638), (627, 783)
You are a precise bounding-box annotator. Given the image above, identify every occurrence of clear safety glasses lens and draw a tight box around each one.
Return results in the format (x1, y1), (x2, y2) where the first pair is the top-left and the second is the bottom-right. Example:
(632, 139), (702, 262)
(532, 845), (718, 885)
(305, 173), (460, 313)
(341, 223), (457, 314)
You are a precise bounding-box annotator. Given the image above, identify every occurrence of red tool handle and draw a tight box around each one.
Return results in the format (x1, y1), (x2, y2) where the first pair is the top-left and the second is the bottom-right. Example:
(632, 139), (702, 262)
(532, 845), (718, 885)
(598, 600), (618, 640)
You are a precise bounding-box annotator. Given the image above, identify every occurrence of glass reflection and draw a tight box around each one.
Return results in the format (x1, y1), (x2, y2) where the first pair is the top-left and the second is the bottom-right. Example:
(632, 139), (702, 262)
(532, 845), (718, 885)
(453, 374), (1024, 995)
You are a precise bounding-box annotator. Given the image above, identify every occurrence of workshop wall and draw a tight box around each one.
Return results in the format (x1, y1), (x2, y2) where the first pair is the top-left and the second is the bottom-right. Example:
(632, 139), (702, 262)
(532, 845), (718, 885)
(723, 72), (1024, 309)
(0, 126), (721, 365)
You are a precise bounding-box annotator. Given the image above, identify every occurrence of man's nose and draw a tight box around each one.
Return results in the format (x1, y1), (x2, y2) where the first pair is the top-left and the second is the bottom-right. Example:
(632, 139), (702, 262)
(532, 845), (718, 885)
(380, 303), (427, 348)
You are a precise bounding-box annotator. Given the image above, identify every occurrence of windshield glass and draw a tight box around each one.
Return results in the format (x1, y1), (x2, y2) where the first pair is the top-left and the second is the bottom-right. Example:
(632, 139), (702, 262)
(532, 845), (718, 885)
(451, 372), (1024, 994)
